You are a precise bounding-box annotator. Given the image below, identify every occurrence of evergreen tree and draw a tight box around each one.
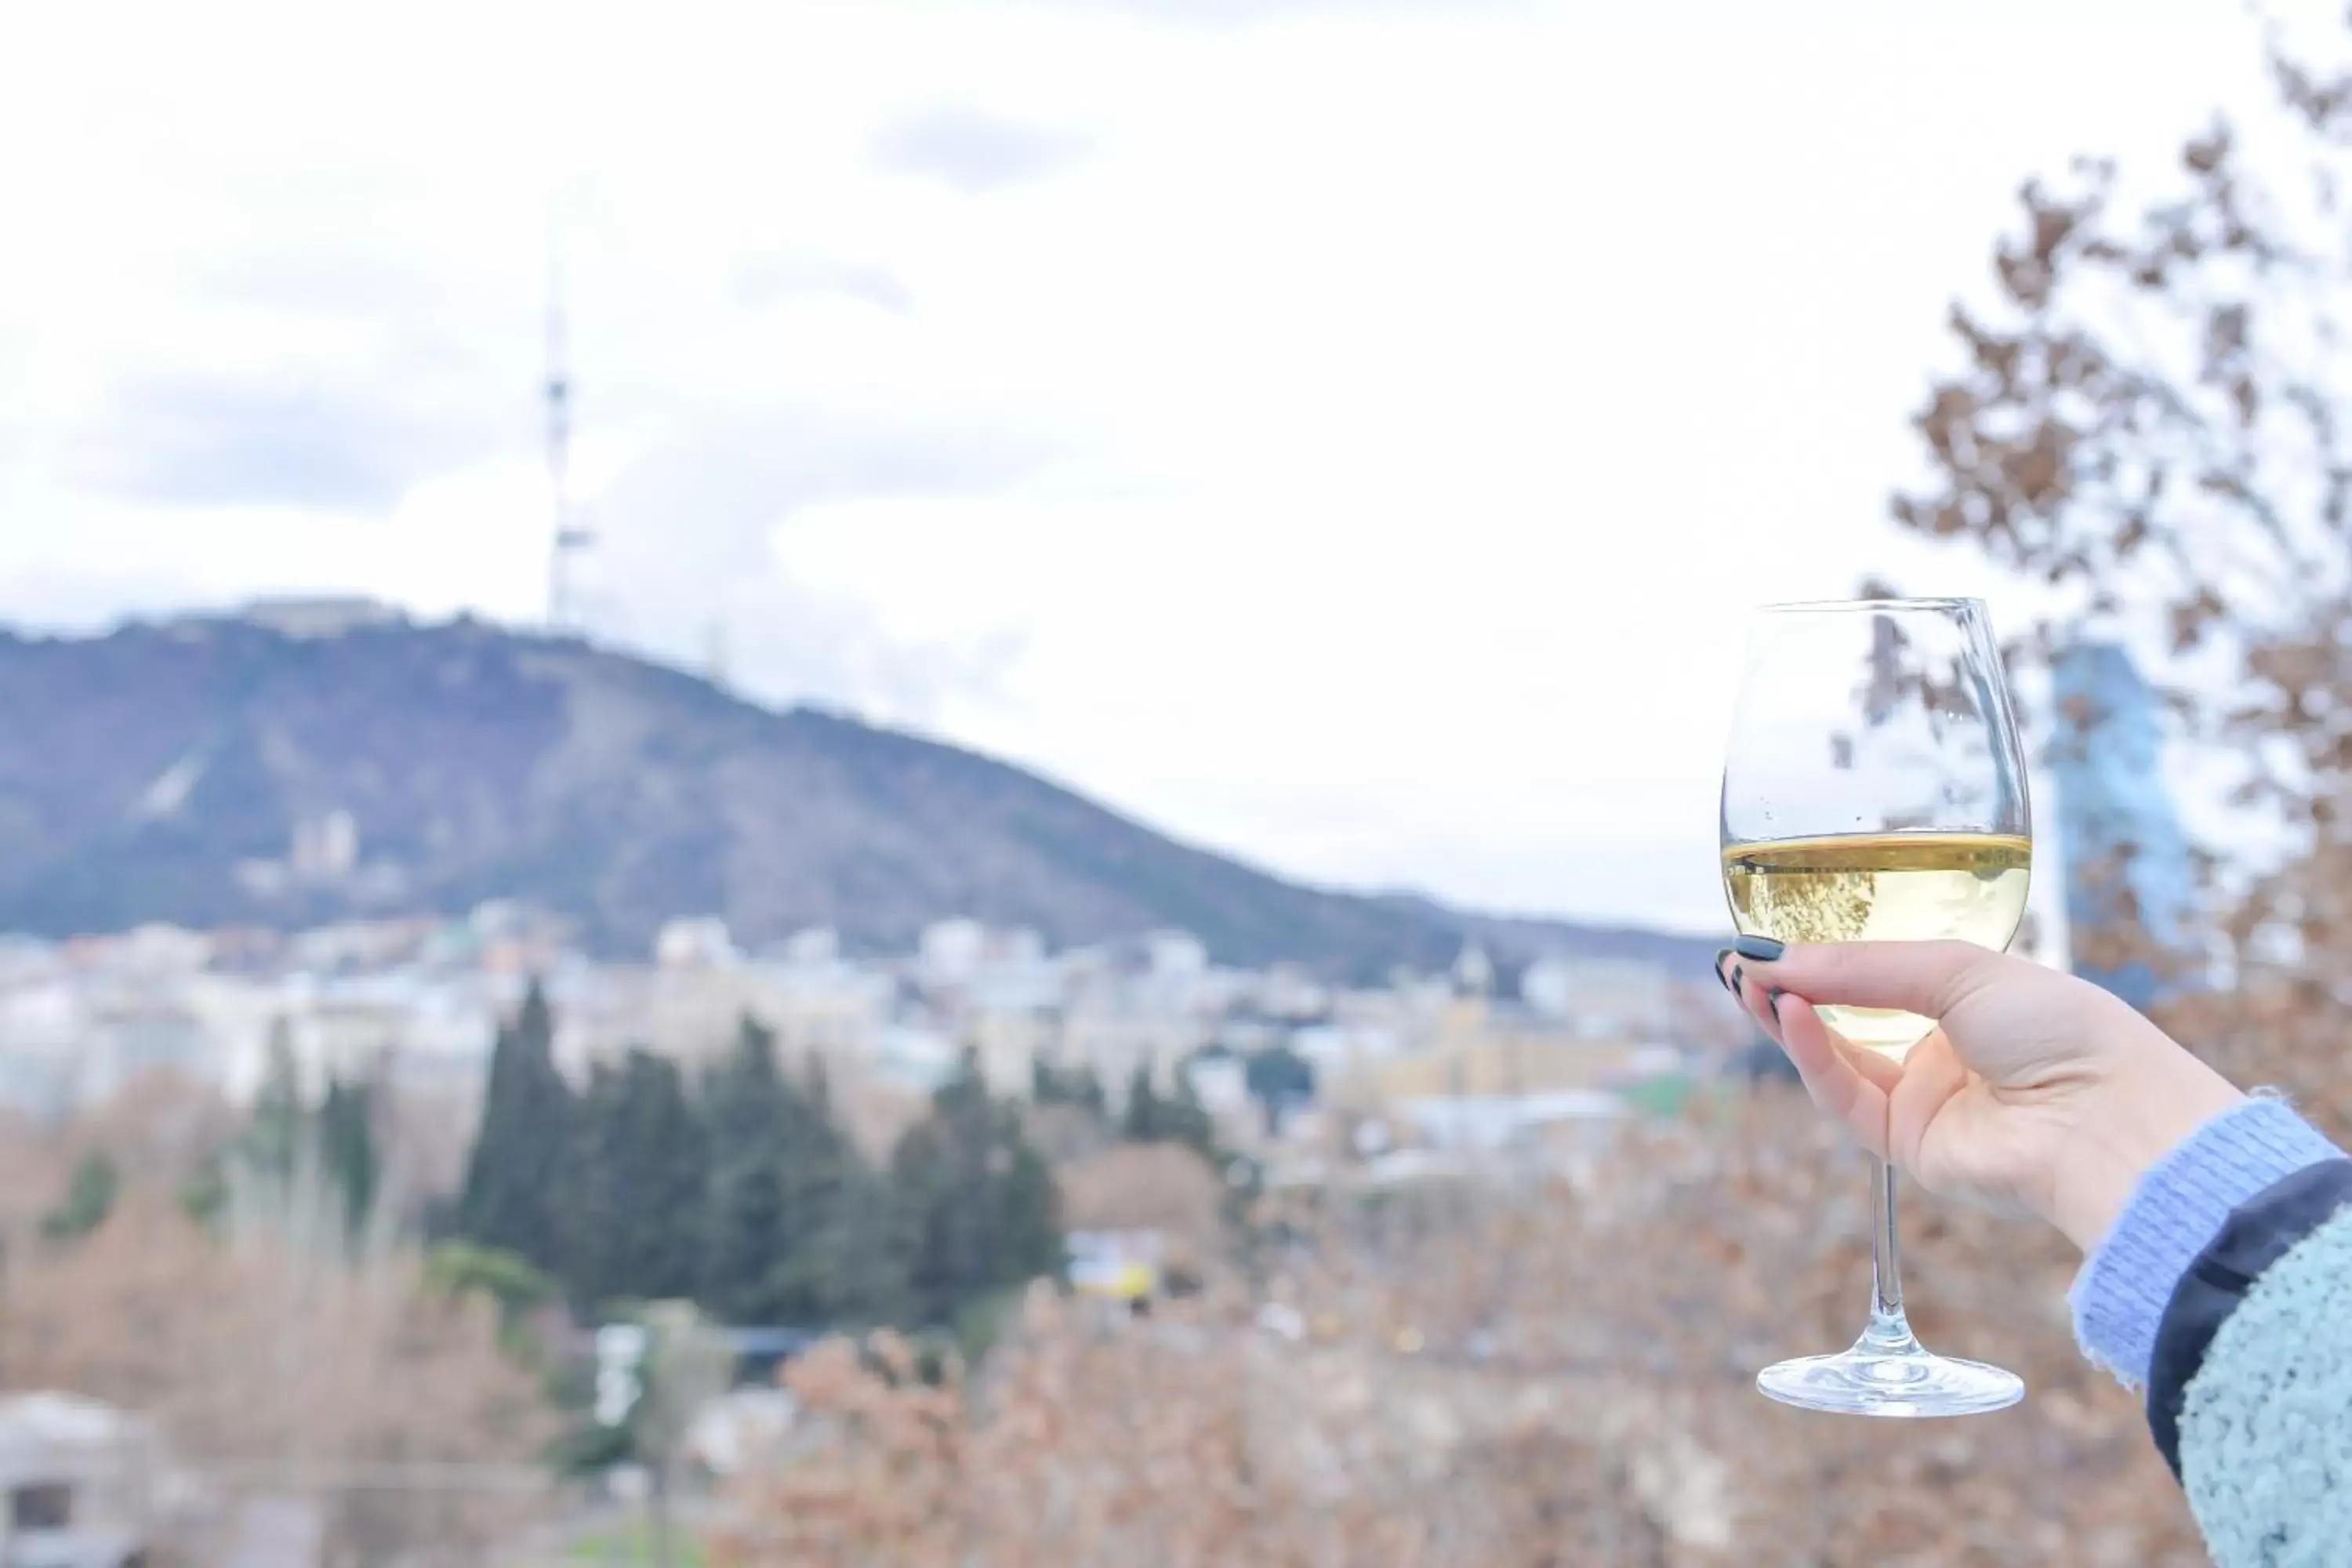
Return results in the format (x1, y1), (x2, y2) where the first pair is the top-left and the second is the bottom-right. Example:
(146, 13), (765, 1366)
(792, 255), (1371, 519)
(1033, 1059), (1112, 1120)
(993, 1133), (1063, 1283)
(246, 1016), (306, 1181)
(697, 1019), (902, 1327)
(1120, 1062), (1217, 1156)
(1120, 1062), (1232, 1161)
(569, 1049), (707, 1311)
(888, 1050), (1063, 1327)
(938, 1051), (1001, 1298)
(423, 1240), (561, 1363)
(316, 1076), (379, 1237)
(192, 1024), (380, 1244)
(1120, 1065), (1165, 1142)
(699, 1015), (794, 1323)
(41, 1150), (119, 1243)
(767, 1053), (894, 1323)
(456, 981), (573, 1274)
(1157, 1065), (1218, 1159)
(825, 1158), (910, 1327)
(568, 1059), (625, 1307)
(179, 1160), (228, 1231)
(1245, 1043), (1317, 1138)
(1076, 1063), (1108, 1118)
(887, 1114), (959, 1328)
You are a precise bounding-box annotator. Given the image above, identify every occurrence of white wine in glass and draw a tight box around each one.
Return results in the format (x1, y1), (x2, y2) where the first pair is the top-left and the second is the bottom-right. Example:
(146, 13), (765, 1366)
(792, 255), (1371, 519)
(1723, 831), (2031, 1057)
(1722, 597), (2030, 1417)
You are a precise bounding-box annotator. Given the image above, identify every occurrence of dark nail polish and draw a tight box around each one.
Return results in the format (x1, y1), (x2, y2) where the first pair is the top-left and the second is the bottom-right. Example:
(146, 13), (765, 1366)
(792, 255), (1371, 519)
(1713, 949), (1735, 991)
(1730, 964), (1744, 1000)
(1766, 986), (1785, 1018)
(1734, 934), (1785, 962)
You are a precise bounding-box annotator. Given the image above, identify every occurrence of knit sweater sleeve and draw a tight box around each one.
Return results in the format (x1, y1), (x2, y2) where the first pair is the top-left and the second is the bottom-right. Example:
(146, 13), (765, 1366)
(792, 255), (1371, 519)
(2066, 1095), (2352, 1565)
(2168, 1168), (2352, 1566)
(2069, 1097), (2341, 1388)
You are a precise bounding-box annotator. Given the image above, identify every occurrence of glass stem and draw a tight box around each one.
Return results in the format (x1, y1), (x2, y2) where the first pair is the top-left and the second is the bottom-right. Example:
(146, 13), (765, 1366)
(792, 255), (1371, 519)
(1861, 1155), (1920, 1355)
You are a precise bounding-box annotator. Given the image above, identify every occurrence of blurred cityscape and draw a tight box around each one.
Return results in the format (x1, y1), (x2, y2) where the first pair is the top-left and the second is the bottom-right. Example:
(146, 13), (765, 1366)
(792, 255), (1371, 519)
(0, 661), (1778, 1563)
(0, 902), (1736, 1154)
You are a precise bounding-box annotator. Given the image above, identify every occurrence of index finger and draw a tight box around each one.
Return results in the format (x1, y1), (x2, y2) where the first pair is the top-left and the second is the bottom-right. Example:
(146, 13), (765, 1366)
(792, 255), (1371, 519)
(1772, 991), (1893, 1159)
(1732, 936), (2022, 1022)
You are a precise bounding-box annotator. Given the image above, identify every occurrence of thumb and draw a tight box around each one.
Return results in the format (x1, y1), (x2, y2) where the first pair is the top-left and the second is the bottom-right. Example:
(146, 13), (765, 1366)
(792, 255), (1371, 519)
(1734, 938), (2027, 1018)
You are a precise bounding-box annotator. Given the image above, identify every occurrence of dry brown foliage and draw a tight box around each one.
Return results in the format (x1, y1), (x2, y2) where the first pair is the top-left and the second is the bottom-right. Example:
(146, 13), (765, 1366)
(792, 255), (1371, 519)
(712, 1091), (2197, 1567)
(1058, 1142), (1226, 1253)
(0, 1069), (233, 1240)
(1885, 6), (2352, 1144)
(0, 1098), (557, 1564)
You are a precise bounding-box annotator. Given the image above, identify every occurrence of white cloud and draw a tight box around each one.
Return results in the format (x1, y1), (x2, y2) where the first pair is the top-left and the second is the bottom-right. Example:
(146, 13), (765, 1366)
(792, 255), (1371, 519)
(872, 107), (1094, 191)
(0, 0), (2267, 931)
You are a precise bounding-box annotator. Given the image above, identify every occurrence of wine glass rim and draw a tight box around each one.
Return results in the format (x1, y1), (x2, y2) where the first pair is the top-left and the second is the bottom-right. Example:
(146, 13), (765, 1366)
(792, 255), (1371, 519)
(1756, 596), (1984, 615)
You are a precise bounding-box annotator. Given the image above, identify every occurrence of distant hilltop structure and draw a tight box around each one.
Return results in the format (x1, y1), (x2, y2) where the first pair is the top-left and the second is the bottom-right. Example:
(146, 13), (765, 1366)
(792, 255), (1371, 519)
(164, 596), (405, 641)
(237, 595), (404, 639)
(2049, 641), (2201, 1011)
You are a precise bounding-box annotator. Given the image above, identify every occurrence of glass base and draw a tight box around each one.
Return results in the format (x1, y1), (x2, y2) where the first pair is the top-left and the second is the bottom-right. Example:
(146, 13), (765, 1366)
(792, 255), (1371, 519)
(1758, 1338), (2024, 1418)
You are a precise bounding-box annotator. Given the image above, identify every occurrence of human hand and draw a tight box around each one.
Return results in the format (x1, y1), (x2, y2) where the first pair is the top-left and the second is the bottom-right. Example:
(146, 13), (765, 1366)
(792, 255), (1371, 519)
(1717, 935), (2245, 1251)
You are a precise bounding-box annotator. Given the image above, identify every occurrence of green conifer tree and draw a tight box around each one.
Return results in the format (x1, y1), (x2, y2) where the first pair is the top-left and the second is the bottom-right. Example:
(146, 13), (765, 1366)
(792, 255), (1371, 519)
(699, 1015), (794, 1322)
(316, 1076), (379, 1238)
(569, 1048), (707, 1310)
(456, 980), (573, 1272)
(887, 1050), (1063, 1327)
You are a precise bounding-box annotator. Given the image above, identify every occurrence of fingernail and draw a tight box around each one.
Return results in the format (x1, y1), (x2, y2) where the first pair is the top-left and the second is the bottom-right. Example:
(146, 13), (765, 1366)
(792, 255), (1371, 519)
(1730, 964), (1744, 1000)
(1766, 986), (1785, 1018)
(1713, 949), (1735, 991)
(1734, 935), (1785, 962)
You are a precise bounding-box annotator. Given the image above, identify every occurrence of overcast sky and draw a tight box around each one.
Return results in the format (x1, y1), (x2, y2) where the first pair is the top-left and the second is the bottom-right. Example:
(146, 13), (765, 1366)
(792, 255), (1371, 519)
(0, 0), (2270, 933)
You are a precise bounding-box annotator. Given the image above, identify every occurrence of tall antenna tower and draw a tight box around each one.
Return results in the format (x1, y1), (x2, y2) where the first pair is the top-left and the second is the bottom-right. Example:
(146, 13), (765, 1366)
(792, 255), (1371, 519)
(545, 241), (596, 632)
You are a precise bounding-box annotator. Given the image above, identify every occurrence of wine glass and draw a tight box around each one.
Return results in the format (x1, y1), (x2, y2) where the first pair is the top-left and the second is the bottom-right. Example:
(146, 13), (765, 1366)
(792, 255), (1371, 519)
(1721, 597), (2031, 1417)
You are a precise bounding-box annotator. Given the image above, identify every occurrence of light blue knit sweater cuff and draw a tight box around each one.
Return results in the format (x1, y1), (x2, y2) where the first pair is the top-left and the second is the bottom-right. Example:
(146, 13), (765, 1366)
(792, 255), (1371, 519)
(2069, 1096), (2343, 1388)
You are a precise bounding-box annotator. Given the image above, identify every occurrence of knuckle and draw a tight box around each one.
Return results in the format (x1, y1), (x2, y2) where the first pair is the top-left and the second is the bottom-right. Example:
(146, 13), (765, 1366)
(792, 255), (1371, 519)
(1930, 942), (2005, 1011)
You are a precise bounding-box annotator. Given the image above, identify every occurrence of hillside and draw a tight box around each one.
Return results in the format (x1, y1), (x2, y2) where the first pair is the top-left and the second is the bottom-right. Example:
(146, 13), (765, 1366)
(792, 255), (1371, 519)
(0, 613), (1715, 976)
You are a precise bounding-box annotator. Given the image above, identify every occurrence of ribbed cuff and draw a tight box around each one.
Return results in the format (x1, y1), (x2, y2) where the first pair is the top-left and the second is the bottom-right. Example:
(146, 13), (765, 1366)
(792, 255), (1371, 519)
(2070, 1095), (2343, 1388)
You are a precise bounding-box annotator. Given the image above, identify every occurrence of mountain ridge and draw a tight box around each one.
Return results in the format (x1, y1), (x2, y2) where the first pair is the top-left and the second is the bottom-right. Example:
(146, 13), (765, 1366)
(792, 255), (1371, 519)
(0, 612), (1715, 978)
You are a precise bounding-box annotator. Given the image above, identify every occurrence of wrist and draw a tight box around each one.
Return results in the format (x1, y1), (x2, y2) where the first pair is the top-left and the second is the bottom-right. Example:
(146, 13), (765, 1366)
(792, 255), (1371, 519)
(2065, 1091), (2344, 1387)
(2050, 1053), (2247, 1252)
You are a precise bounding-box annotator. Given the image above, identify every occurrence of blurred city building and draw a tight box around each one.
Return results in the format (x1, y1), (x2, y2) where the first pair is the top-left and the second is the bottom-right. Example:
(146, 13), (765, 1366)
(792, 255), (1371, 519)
(0, 1393), (158, 1568)
(2051, 641), (2201, 1010)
